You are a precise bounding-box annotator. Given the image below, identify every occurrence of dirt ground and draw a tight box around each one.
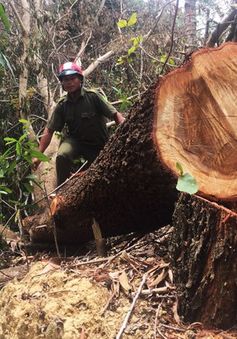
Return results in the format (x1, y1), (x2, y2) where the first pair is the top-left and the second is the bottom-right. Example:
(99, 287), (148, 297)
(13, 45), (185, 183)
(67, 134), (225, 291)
(0, 227), (236, 339)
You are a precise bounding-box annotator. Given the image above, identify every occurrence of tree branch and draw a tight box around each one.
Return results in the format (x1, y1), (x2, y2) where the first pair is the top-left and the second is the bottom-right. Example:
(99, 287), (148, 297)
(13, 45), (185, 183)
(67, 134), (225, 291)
(143, 0), (174, 42)
(160, 0), (179, 75)
(84, 50), (115, 76)
(95, 0), (106, 24)
(206, 9), (237, 47)
(74, 30), (92, 64)
(9, 2), (27, 34)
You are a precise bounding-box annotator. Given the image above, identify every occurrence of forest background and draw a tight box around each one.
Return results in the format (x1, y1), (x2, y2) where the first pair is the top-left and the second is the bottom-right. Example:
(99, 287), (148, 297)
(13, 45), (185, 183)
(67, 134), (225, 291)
(0, 0), (235, 235)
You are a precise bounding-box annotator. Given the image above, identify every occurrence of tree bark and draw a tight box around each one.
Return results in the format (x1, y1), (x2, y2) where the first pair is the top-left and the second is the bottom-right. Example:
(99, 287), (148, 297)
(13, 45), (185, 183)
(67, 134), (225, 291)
(26, 42), (237, 246)
(184, 0), (197, 51)
(170, 193), (237, 329)
(25, 81), (178, 244)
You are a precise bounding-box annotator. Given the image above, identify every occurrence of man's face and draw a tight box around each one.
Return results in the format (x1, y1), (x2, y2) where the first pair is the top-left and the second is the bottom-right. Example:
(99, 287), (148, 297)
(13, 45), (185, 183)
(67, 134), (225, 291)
(61, 74), (82, 93)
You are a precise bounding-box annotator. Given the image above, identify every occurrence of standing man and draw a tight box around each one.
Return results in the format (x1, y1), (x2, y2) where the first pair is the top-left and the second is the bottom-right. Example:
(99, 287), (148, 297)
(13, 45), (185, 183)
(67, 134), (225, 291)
(33, 62), (125, 186)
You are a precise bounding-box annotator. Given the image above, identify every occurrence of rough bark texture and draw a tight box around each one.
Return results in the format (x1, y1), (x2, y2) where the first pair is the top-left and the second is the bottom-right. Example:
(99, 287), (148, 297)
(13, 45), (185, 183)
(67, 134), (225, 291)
(185, 0), (197, 50)
(26, 42), (237, 245)
(24, 83), (178, 244)
(50, 83), (178, 242)
(170, 193), (237, 329)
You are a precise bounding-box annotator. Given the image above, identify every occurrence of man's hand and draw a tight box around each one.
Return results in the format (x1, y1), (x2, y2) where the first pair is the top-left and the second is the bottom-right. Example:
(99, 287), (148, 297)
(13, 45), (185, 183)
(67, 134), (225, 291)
(31, 127), (54, 171)
(114, 112), (125, 125)
(32, 157), (41, 171)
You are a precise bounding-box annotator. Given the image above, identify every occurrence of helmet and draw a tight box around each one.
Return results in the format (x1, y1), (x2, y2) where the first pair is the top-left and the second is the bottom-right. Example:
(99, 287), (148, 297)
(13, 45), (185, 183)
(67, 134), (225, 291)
(58, 62), (83, 80)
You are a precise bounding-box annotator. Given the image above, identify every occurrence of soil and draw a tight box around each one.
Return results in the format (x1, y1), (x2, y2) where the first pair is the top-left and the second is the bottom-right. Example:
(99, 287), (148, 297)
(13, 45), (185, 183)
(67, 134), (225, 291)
(0, 227), (236, 339)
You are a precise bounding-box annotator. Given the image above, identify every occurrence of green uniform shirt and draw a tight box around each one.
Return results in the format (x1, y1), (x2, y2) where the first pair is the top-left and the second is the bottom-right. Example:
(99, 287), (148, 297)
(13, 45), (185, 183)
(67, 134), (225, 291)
(47, 88), (117, 147)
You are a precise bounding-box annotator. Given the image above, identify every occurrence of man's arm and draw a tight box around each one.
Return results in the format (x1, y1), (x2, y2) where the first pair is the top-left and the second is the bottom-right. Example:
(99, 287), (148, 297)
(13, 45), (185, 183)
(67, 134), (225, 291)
(38, 127), (54, 152)
(32, 127), (54, 170)
(114, 111), (125, 125)
(93, 91), (125, 125)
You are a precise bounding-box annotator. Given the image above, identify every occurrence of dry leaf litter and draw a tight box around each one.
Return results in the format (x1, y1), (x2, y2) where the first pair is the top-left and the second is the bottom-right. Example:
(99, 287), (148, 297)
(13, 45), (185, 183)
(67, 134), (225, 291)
(0, 226), (236, 339)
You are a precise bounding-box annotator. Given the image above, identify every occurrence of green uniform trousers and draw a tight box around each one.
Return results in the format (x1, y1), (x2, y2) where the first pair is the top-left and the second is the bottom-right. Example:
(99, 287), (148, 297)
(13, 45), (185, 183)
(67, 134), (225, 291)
(56, 137), (102, 186)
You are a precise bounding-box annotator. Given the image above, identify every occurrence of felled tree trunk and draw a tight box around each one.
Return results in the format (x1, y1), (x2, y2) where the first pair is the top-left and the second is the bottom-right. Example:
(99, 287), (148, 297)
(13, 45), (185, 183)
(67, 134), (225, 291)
(170, 193), (237, 329)
(25, 42), (237, 245)
(25, 82), (178, 244)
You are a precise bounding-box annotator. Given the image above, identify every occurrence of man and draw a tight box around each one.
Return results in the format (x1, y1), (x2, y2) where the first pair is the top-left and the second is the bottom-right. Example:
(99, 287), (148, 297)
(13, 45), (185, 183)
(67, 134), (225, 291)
(33, 62), (125, 186)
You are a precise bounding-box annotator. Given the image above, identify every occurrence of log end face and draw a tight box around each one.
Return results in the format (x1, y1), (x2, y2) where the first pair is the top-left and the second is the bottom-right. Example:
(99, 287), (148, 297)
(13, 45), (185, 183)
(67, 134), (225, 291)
(153, 43), (237, 200)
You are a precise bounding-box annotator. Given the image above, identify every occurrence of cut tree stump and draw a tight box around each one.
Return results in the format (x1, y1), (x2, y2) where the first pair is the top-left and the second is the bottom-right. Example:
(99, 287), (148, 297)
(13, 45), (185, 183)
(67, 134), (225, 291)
(25, 42), (237, 246)
(170, 193), (237, 329)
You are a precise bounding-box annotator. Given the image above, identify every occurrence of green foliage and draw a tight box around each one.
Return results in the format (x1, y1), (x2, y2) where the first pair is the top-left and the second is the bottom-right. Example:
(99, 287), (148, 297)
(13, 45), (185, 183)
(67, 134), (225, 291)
(117, 35), (143, 65)
(0, 52), (5, 67)
(128, 36), (143, 56)
(0, 120), (49, 223)
(116, 13), (142, 66)
(160, 54), (175, 66)
(0, 4), (13, 76)
(0, 3), (9, 69)
(176, 162), (199, 195)
(117, 13), (137, 29)
(0, 3), (10, 32)
(0, 51), (15, 78)
(112, 87), (133, 111)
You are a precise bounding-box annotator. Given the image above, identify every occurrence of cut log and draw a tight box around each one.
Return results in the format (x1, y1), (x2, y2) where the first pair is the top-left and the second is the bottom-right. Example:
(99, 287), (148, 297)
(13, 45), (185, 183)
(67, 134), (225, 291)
(170, 193), (237, 329)
(24, 82), (178, 244)
(154, 42), (237, 200)
(25, 42), (237, 244)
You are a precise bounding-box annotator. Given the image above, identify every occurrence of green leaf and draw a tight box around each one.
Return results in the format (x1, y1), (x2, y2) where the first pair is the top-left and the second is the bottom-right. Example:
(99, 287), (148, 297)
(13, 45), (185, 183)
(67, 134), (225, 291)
(169, 58), (175, 65)
(128, 45), (136, 56)
(0, 4), (10, 32)
(176, 162), (183, 176)
(4, 137), (17, 144)
(130, 35), (143, 47)
(19, 133), (27, 143)
(117, 19), (127, 28)
(160, 54), (167, 63)
(16, 142), (22, 156)
(0, 185), (12, 195)
(127, 13), (137, 27)
(30, 150), (49, 162)
(176, 173), (198, 195)
(6, 160), (16, 174)
(0, 169), (4, 178)
(112, 87), (121, 94)
(2, 53), (16, 79)
(22, 182), (34, 193)
(116, 56), (127, 65)
(19, 119), (29, 125)
(25, 174), (38, 181)
(0, 51), (5, 67)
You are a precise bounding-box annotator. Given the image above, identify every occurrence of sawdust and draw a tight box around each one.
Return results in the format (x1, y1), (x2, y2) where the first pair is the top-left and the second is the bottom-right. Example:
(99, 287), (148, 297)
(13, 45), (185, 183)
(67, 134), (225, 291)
(1, 229), (237, 339)
(0, 262), (134, 339)
(0, 260), (161, 339)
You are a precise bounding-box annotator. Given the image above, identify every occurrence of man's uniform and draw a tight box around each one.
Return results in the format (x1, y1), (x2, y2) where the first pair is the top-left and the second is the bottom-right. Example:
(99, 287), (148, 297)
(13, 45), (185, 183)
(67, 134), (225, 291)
(47, 88), (117, 185)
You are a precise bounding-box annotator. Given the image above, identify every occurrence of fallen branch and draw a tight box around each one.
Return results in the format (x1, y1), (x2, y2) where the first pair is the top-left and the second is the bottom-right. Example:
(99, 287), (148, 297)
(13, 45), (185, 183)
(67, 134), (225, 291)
(33, 160), (88, 206)
(100, 290), (116, 316)
(138, 286), (171, 296)
(116, 273), (147, 339)
(154, 301), (165, 339)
